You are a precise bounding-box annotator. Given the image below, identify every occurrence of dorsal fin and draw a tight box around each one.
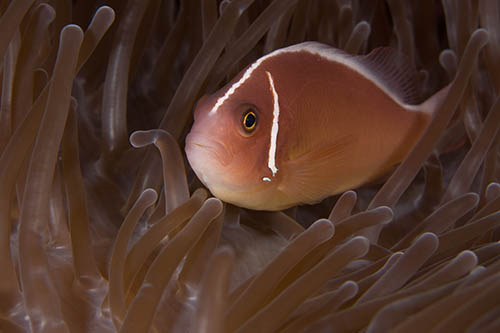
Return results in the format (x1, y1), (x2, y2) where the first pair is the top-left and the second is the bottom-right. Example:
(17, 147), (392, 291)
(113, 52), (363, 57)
(282, 42), (422, 105)
(354, 47), (421, 105)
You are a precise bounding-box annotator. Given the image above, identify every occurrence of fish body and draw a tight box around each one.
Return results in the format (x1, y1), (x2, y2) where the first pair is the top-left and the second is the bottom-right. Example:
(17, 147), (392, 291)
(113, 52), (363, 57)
(185, 42), (448, 211)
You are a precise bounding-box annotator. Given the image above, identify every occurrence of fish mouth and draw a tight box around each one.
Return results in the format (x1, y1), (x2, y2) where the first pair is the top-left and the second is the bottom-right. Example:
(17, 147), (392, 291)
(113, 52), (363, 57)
(185, 137), (232, 166)
(185, 138), (213, 152)
(189, 142), (211, 150)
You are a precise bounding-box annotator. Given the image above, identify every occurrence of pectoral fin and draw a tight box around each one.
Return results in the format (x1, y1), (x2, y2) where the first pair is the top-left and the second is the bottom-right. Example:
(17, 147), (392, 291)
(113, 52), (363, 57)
(278, 135), (356, 205)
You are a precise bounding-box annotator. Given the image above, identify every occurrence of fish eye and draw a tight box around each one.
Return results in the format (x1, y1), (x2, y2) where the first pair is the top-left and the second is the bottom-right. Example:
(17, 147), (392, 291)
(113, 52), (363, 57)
(242, 109), (257, 133)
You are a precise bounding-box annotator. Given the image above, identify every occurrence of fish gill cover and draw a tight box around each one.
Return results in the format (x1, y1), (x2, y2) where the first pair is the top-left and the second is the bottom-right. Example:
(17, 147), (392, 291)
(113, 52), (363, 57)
(0, 0), (499, 332)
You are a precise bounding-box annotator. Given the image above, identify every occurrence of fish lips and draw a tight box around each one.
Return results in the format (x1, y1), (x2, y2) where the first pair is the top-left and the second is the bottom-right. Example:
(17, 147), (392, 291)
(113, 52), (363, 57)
(185, 133), (233, 182)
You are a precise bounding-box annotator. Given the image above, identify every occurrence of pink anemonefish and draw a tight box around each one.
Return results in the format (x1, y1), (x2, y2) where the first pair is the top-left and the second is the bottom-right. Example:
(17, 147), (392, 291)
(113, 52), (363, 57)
(185, 42), (449, 211)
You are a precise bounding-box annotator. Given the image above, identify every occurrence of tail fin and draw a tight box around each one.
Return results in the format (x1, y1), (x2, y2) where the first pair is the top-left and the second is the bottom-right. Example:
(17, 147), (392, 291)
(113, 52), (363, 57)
(417, 83), (452, 117)
(417, 82), (467, 153)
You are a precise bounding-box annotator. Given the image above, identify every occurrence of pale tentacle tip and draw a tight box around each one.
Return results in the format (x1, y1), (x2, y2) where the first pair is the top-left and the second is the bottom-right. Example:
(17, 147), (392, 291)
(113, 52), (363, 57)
(37, 3), (56, 20)
(351, 236), (370, 249)
(419, 232), (438, 240)
(310, 219), (335, 239)
(95, 5), (116, 20)
(468, 192), (480, 205)
(129, 130), (154, 148)
(340, 280), (359, 296)
(371, 206), (394, 223)
(356, 20), (370, 31)
(485, 182), (500, 201)
(130, 129), (173, 148)
(311, 218), (334, 228)
(343, 190), (358, 197)
(455, 250), (478, 265)
(62, 24), (84, 36)
(141, 188), (158, 206)
(205, 197), (224, 212)
(414, 233), (439, 250)
(471, 28), (489, 45)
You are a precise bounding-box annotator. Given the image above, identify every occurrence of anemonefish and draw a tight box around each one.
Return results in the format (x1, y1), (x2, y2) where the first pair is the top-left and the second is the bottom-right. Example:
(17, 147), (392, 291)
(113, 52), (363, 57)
(185, 42), (449, 211)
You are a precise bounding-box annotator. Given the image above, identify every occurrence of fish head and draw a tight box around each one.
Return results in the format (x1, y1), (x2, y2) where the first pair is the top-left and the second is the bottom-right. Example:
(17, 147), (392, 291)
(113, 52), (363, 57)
(186, 82), (279, 208)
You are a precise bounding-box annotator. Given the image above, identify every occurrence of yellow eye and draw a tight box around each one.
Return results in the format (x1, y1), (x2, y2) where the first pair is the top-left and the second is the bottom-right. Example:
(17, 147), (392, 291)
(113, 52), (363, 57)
(242, 110), (257, 132)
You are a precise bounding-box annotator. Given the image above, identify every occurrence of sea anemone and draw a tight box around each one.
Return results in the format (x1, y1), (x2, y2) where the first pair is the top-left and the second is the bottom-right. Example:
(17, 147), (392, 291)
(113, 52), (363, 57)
(0, 0), (499, 332)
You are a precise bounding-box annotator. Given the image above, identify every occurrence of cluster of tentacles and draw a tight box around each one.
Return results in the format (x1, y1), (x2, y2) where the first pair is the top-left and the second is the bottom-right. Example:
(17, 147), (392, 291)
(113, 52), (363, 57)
(0, 0), (499, 332)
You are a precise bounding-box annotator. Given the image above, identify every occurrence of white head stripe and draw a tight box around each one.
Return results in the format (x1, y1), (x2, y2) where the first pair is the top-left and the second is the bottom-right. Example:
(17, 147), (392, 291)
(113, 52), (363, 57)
(265, 71), (279, 177)
(210, 53), (272, 114)
(209, 47), (293, 114)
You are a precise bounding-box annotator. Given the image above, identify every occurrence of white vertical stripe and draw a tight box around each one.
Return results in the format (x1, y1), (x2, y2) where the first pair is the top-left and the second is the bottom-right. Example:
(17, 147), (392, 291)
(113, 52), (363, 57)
(265, 71), (279, 177)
